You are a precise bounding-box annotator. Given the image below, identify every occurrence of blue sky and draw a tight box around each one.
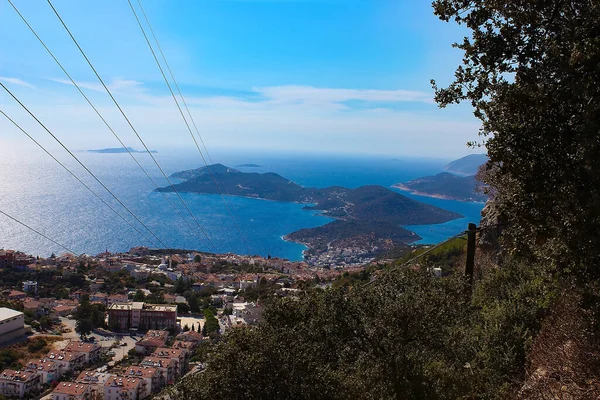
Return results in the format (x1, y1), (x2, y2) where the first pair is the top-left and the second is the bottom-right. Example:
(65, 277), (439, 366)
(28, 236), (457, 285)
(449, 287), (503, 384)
(0, 0), (481, 157)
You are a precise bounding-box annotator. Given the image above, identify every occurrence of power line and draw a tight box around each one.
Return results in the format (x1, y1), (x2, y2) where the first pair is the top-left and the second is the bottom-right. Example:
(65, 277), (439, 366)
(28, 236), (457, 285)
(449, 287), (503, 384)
(0, 109), (160, 248)
(0, 83), (169, 249)
(6, 0), (209, 251)
(46, 0), (217, 253)
(0, 209), (77, 255)
(129, 0), (252, 255)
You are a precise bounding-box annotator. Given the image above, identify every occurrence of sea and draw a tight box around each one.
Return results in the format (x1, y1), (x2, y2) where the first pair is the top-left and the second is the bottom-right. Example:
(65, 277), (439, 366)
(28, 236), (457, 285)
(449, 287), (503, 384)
(0, 147), (484, 261)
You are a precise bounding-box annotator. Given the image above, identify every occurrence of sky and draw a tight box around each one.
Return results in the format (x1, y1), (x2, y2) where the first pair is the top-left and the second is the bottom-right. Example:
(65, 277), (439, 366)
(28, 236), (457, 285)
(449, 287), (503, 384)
(0, 0), (481, 158)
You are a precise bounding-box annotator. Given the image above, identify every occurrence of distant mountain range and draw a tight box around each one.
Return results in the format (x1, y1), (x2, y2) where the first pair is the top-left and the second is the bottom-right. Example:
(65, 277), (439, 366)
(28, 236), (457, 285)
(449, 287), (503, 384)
(393, 154), (488, 202)
(157, 164), (463, 257)
(87, 147), (157, 154)
(444, 154), (488, 176)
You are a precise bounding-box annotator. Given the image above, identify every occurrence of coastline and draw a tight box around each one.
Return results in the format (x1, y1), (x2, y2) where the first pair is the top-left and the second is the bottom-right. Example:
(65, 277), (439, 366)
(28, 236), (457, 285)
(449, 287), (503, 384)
(392, 184), (486, 204)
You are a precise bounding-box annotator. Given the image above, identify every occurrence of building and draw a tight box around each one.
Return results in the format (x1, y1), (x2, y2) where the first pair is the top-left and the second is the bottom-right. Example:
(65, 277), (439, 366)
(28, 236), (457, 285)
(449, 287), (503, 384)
(140, 357), (176, 386)
(52, 382), (91, 400)
(152, 348), (188, 377)
(104, 376), (144, 400)
(0, 250), (16, 268)
(63, 341), (102, 364)
(75, 371), (115, 397)
(135, 330), (168, 355)
(0, 369), (40, 398)
(0, 307), (25, 345)
(7, 290), (27, 301)
(46, 351), (86, 375)
(22, 281), (38, 295)
(24, 359), (58, 385)
(108, 303), (177, 331)
(124, 366), (160, 397)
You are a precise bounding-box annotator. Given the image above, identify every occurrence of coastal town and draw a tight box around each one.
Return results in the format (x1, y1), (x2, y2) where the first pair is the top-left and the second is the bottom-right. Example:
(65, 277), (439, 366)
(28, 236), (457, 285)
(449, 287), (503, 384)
(0, 246), (371, 399)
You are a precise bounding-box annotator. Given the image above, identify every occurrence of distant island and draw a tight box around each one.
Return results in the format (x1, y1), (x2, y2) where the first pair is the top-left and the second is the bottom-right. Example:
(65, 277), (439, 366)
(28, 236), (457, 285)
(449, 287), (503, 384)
(87, 147), (157, 154)
(444, 153), (488, 176)
(393, 172), (487, 202)
(156, 164), (462, 265)
(235, 164), (262, 168)
(393, 155), (489, 202)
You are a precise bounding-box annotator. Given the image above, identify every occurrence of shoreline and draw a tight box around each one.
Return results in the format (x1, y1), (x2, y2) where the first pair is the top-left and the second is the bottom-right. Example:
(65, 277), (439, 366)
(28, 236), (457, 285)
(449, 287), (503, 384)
(392, 184), (486, 204)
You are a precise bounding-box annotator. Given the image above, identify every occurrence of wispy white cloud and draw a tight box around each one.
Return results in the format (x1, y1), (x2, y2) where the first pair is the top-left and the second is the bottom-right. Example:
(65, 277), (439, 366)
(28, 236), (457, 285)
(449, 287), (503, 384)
(254, 85), (434, 105)
(50, 78), (144, 94)
(0, 77), (35, 89)
(4, 77), (479, 157)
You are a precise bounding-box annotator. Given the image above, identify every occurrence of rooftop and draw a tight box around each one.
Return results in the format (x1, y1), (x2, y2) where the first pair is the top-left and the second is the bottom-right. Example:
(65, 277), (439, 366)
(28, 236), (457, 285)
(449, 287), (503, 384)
(0, 369), (37, 382)
(53, 382), (89, 395)
(104, 376), (142, 390)
(0, 307), (23, 321)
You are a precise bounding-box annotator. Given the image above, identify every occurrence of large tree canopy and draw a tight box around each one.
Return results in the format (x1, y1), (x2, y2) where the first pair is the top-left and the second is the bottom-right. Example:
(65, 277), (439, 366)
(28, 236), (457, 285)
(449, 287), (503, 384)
(432, 0), (600, 276)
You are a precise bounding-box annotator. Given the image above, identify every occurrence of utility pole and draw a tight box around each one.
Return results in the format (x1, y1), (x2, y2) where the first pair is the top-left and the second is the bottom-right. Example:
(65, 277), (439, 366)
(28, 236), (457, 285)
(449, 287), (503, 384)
(465, 223), (477, 297)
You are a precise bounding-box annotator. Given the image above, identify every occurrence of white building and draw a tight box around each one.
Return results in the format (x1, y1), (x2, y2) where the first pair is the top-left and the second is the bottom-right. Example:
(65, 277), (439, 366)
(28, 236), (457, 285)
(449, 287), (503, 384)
(0, 308), (25, 345)
(0, 369), (40, 398)
(104, 376), (144, 400)
(22, 281), (38, 295)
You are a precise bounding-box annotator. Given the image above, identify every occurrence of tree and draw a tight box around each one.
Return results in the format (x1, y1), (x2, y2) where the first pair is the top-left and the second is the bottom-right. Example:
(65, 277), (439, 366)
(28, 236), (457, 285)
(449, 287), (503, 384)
(75, 318), (93, 337)
(133, 289), (146, 302)
(194, 255), (202, 263)
(431, 0), (600, 277)
(201, 309), (220, 338)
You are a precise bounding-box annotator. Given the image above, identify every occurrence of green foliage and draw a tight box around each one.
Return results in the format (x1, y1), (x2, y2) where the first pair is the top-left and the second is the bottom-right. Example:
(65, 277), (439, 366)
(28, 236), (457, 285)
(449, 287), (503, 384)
(432, 0), (600, 278)
(201, 309), (220, 338)
(176, 302), (190, 314)
(27, 338), (48, 353)
(0, 349), (22, 370)
(74, 294), (106, 336)
(133, 289), (146, 302)
(194, 255), (202, 263)
(173, 259), (558, 399)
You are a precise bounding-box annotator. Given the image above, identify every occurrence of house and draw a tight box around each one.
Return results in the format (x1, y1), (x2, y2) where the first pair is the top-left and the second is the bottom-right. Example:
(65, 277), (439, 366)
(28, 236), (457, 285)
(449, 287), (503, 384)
(46, 351), (86, 374)
(7, 290), (27, 301)
(140, 357), (176, 386)
(124, 366), (160, 397)
(63, 341), (102, 364)
(90, 292), (108, 305)
(0, 250), (16, 268)
(53, 304), (76, 317)
(52, 382), (91, 400)
(22, 298), (42, 314)
(89, 279), (104, 293)
(107, 294), (129, 306)
(24, 359), (58, 385)
(104, 376), (144, 400)
(75, 371), (114, 397)
(175, 330), (203, 347)
(0, 369), (40, 398)
(152, 348), (188, 377)
(134, 330), (168, 355)
(163, 294), (177, 304)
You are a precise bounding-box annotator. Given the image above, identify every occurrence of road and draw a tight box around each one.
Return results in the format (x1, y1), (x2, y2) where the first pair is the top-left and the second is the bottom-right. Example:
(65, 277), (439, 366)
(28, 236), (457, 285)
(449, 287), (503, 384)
(57, 317), (139, 363)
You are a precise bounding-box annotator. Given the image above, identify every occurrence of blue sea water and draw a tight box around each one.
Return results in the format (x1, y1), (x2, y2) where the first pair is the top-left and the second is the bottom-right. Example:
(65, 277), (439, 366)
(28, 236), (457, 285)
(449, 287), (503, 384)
(0, 147), (484, 260)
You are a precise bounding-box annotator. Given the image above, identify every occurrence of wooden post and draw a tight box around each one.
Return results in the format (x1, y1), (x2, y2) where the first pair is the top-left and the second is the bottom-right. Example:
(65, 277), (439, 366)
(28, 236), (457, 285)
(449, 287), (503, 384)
(465, 223), (477, 296)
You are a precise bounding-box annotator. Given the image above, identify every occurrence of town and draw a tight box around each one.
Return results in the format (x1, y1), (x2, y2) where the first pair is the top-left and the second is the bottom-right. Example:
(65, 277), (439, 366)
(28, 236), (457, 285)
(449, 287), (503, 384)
(0, 246), (368, 399)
